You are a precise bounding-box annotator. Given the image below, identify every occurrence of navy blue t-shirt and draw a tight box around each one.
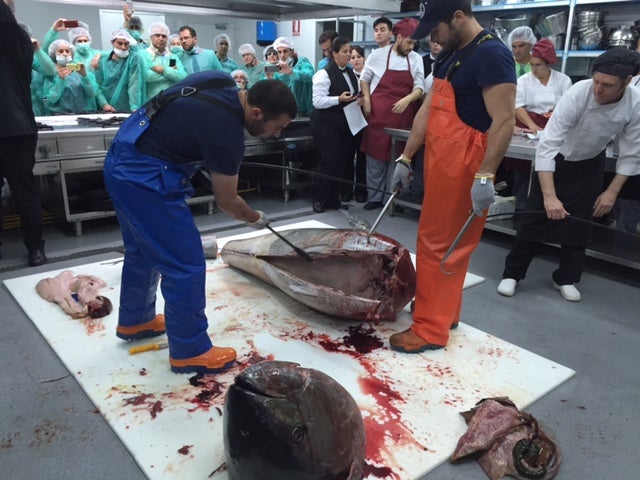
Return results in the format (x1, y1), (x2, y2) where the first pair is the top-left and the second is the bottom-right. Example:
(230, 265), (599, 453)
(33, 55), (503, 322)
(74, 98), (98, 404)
(136, 71), (245, 175)
(434, 31), (516, 133)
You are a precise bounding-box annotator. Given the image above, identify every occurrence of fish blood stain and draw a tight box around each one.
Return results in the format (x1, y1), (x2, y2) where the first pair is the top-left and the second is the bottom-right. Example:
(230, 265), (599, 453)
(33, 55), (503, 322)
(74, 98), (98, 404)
(178, 445), (192, 455)
(123, 393), (154, 406)
(343, 324), (383, 354)
(150, 401), (163, 419)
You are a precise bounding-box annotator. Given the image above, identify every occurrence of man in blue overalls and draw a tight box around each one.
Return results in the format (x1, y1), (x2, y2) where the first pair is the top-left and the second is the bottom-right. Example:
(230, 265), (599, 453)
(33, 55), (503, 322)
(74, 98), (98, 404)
(104, 72), (297, 374)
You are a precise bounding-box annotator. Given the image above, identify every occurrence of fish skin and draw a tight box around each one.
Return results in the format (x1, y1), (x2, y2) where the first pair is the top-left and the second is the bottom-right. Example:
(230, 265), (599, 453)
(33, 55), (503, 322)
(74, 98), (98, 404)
(220, 228), (416, 322)
(223, 361), (366, 480)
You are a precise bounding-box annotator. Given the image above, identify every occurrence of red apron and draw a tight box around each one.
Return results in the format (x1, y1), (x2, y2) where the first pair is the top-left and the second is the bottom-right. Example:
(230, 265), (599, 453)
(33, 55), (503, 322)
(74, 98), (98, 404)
(360, 48), (419, 162)
(412, 77), (488, 346)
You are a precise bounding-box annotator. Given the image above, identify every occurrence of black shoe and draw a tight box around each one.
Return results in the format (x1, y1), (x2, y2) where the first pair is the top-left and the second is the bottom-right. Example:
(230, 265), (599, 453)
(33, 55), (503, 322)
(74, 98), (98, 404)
(339, 193), (353, 203)
(312, 201), (325, 213)
(338, 203), (349, 210)
(355, 193), (368, 203)
(28, 248), (47, 267)
(363, 201), (383, 211)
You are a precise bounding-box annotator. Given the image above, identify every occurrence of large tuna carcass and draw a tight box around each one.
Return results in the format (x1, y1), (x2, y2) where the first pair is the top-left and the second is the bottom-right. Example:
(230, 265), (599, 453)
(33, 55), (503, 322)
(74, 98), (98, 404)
(220, 228), (416, 322)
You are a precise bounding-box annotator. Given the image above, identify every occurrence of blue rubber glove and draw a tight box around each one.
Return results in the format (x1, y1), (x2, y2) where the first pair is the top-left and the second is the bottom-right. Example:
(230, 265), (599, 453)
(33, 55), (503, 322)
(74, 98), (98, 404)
(470, 175), (495, 217)
(246, 210), (269, 229)
(391, 155), (413, 191)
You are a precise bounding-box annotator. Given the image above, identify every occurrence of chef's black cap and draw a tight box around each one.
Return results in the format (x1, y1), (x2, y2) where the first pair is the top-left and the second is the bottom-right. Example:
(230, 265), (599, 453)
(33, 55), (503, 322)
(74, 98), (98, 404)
(591, 47), (640, 79)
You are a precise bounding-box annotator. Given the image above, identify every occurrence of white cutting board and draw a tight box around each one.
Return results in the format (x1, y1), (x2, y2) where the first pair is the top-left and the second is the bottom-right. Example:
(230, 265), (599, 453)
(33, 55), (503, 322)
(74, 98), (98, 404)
(4, 221), (573, 480)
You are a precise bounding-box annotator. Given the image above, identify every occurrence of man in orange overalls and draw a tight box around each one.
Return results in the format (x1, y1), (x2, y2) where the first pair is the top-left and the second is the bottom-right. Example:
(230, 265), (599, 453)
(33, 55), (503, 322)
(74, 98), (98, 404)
(389, 0), (516, 352)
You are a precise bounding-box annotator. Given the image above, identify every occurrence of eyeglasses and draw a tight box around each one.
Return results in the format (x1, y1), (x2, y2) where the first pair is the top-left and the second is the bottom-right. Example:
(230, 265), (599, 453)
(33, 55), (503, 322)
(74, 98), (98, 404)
(180, 36), (193, 40)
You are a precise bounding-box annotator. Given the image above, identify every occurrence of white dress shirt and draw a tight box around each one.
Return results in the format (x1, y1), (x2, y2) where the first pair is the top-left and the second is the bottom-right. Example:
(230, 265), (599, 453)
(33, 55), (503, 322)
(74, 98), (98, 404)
(359, 45), (424, 94)
(536, 79), (640, 176)
(515, 69), (572, 113)
(312, 67), (354, 109)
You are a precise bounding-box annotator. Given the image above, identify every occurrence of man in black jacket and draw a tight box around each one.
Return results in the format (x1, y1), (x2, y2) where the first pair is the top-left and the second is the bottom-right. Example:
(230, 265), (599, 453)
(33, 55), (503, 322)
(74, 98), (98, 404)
(0, 0), (46, 266)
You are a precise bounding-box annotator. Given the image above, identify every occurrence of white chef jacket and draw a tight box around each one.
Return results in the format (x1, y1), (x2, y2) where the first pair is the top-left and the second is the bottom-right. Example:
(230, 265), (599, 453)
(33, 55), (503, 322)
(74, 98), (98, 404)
(312, 67), (355, 109)
(360, 45), (424, 94)
(515, 69), (572, 114)
(536, 79), (640, 176)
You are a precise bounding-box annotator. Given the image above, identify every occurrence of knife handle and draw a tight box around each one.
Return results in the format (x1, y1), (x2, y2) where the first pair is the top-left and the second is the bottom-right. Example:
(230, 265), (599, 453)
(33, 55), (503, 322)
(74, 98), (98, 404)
(129, 342), (168, 355)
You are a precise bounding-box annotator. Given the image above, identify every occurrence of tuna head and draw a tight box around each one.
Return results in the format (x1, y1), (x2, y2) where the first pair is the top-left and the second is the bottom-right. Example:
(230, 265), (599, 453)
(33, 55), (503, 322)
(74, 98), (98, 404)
(223, 361), (366, 480)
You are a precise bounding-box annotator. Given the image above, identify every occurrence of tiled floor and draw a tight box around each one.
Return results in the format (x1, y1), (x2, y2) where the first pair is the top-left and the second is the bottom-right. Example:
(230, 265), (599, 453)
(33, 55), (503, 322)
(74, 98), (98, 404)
(1, 191), (638, 479)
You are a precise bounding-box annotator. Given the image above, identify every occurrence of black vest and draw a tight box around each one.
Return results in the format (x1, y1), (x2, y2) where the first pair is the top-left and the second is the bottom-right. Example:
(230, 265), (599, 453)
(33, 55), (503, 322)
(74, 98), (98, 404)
(311, 61), (359, 131)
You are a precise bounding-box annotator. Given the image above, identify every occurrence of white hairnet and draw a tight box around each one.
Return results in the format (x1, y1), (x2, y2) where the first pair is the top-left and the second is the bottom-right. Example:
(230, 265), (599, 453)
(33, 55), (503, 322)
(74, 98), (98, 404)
(231, 69), (248, 79)
(68, 27), (91, 44)
(263, 44), (275, 60)
(238, 43), (256, 56)
(148, 22), (170, 37)
(214, 33), (231, 47)
(273, 36), (295, 50)
(110, 28), (137, 46)
(508, 26), (537, 46)
(169, 33), (180, 43)
(48, 39), (74, 58)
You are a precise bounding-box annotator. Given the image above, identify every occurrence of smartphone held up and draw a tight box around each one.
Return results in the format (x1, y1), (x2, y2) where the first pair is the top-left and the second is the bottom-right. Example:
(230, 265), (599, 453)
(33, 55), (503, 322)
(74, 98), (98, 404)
(62, 20), (79, 28)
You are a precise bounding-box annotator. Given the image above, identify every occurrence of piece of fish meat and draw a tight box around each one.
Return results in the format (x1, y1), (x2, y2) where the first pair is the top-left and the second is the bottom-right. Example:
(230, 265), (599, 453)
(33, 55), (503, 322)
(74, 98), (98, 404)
(450, 397), (561, 480)
(220, 228), (416, 322)
(36, 270), (112, 319)
(224, 360), (366, 480)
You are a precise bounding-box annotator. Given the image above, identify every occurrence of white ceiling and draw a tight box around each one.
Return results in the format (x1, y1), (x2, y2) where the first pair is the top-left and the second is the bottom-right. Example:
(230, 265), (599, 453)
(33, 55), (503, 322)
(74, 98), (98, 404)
(136, 0), (402, 20)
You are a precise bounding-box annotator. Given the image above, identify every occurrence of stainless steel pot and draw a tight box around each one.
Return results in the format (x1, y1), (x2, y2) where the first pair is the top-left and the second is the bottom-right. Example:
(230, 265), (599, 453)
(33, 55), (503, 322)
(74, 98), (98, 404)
(546, 34), (566, 50)
(494, 13), (537, 32)
(608, 25), (636, 48)
(536, 11), (568, 36)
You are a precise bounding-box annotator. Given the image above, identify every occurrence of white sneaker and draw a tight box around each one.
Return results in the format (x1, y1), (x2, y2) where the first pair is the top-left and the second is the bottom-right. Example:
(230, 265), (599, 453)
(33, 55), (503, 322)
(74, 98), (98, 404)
(553, 282), (581, 302)
(497, 278), (517, 297)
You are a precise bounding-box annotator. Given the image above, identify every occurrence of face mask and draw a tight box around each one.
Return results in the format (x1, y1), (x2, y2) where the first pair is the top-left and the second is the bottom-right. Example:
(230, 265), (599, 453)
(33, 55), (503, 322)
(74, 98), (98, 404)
(286, 56), (294, 67)
(113, 48), (130, 58)
(129, 30), (141, 41)
(235, 82), (245, 89)
(56, 55), (72, 66)
(170, 45), (182, 54)
(75, 43), (91, 55)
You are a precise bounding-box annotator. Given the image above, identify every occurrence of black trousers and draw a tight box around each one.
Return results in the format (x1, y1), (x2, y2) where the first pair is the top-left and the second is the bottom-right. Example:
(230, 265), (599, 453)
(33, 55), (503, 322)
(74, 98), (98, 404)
(503, 237), (586, 285)
(342, 132), (367, 198)
(311, 122), (358, 208)
(0, 135), (44, 252)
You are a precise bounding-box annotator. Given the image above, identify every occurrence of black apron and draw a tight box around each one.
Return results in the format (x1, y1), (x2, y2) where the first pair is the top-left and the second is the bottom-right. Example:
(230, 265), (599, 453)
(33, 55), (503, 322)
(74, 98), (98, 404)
(516, 151), (606, 246)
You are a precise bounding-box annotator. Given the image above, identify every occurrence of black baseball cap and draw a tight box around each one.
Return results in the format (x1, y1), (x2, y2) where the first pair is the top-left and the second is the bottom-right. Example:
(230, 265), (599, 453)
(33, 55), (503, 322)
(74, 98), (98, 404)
(411, 0), (470, 40)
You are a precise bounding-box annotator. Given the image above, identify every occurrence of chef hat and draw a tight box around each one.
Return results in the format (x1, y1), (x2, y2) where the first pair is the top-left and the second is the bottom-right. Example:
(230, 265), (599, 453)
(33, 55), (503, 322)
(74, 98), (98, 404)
(592, 47), (640, 79)
(48, 39), (74, 58)
(392, 17), (419, 39)
(508, 26), (537, 46)
(68, 27), (91, 44)
(273, 36), (295, 50)
(148, 22), (170, 37)
(110, 28), (137, 46)
(238, 43), (256, 56)
(263, 44), (276, 60)
(531, 38), (556, 64)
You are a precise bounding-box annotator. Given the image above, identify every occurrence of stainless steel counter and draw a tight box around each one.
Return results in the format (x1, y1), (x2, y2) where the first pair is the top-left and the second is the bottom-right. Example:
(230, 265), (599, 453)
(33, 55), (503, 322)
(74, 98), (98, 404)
(384, 127), (640, 271)
(34, 115), (315, 235)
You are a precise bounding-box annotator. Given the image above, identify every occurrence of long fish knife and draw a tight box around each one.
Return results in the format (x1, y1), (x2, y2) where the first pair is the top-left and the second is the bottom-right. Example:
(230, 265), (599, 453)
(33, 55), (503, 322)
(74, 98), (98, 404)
(368, 189), (399, 236)
(440, 181), (508, 274)
(440, 210), (477, 275)
(266, 224), (313, 262)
